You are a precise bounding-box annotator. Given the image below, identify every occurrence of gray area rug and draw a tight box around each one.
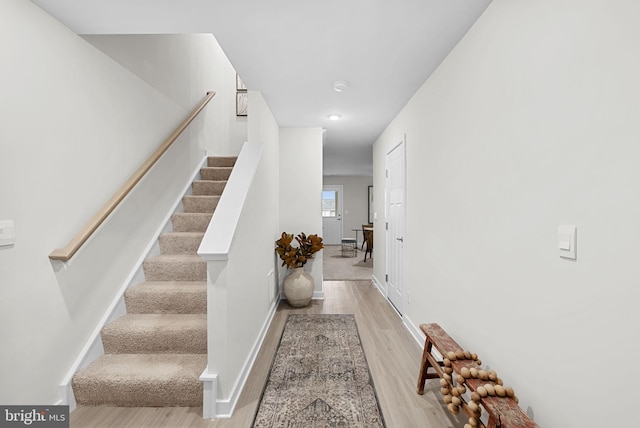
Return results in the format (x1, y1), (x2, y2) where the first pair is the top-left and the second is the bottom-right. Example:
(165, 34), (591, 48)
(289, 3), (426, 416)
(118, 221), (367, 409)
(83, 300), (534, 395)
(253, 314), (385, 427)
(322, 245), (373, 281)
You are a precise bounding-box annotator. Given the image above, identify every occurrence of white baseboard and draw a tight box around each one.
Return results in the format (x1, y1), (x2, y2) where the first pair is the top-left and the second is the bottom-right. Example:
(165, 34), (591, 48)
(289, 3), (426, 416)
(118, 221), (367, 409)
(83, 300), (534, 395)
(371, 274), (385, 296)
(201, 296), (279, 418)
(402, 314), (427, 348)
(370, 278), (431, 356)
(403, 315), (442, 361)
(58, 156), (208, 409)
(277, 291), (325, 301)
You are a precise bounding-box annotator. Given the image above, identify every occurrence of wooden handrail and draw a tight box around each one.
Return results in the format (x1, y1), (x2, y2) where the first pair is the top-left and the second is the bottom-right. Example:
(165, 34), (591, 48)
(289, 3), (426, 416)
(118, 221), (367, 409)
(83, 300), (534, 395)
(49, 91), (216, 262)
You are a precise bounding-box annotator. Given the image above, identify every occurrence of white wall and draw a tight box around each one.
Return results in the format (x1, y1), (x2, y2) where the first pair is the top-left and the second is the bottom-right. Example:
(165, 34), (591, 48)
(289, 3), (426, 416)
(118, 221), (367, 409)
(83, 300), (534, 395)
(224, 91), (280, 401)
(279, 128), (324, 293)
(0, 0), (202, 404)
(323, 176), (373, 243)
(201, 92), (281, 412)
(83, 34), (247, 156)
(373, 1), (640, 427)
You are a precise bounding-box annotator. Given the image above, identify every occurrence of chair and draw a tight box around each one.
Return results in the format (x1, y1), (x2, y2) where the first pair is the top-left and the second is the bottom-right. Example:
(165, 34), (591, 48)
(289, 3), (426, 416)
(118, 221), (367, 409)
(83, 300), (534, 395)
(363, 227), (373, 261)
(361, 224), (373, 250)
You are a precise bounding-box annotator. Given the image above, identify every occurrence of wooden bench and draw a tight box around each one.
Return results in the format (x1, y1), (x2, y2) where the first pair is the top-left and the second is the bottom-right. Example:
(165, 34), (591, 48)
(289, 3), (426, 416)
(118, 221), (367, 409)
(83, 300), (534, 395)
(417, 323), (538, 428)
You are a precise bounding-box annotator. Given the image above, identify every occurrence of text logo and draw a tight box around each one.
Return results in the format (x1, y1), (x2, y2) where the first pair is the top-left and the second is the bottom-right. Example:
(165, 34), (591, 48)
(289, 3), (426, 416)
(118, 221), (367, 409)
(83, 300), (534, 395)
(0, 406), (68, 428)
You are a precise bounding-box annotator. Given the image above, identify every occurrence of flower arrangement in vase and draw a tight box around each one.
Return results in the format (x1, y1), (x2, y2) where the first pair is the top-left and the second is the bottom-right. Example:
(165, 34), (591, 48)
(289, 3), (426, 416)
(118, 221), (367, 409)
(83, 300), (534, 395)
(275, 232), (324, 307)
(275, 232), (324, 268)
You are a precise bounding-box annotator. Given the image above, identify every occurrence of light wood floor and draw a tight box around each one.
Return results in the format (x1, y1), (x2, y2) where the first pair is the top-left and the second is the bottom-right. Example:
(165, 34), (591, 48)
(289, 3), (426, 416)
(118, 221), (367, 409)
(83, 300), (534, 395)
(70, 281), (466, 427)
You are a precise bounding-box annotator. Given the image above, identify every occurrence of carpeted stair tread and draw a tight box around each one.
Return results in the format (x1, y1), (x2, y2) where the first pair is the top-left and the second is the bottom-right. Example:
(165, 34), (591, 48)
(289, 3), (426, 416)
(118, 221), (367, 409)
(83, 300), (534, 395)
(72, 354), (206, 407)
(200, 167), (232, 181)
(171, 212), (212, 233)
(102, 314), (207, 354)
(182, 195), (220, 213)
(158, 232), (204, 254)
(125, 281), (206, 314)
(192, 180), (226, 196)
(143, 254), (206, 282)
(207, 156), (236, 167)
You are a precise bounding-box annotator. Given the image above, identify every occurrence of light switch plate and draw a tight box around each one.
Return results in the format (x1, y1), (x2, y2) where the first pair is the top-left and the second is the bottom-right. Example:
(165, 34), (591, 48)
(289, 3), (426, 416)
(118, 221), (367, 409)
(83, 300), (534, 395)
(0, 220), (15, 247)
(558, 225), (576, 260)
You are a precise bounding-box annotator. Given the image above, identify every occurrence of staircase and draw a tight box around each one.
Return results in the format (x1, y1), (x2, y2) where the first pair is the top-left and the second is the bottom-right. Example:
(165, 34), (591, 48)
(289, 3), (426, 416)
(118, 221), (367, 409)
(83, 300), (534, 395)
(72, 156), (236, 407)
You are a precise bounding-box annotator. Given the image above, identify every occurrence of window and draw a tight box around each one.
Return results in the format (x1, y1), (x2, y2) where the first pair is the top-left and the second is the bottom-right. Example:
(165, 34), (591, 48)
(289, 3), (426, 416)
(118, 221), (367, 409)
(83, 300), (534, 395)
(322, 190), (337, 217)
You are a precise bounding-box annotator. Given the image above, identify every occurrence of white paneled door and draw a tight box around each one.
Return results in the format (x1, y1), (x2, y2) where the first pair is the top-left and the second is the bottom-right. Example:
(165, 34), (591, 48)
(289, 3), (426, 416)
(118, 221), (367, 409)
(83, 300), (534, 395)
(322, 185), (343, 245)
(386, 141), (405, 314)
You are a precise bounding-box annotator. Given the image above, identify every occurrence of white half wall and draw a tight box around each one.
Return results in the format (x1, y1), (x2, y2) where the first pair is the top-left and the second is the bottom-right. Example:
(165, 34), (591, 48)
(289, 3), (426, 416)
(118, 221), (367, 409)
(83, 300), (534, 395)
(279, 128), (324, 293)
(373, 1), (640, 427)
(82, 34), (247, 156)
(225, 93), (280, 387)
(199, 91), (280, 417)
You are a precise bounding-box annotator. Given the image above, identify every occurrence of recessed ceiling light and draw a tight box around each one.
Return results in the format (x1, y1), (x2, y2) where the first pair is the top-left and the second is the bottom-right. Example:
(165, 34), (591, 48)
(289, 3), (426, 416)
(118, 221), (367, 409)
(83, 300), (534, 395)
(332, 80), (349, 92)
(328, 114), (341, 120)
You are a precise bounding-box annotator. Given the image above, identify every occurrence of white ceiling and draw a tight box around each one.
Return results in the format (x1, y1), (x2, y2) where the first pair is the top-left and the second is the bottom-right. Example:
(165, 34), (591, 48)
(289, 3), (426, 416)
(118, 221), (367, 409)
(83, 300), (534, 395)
(32, 0), (492, 176)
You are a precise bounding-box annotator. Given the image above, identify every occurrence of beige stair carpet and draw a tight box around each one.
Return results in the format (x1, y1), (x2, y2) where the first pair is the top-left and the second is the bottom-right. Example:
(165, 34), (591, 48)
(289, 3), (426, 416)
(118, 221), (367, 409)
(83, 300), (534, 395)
(158, 232), (204, 254)
(125, 282), (206, 314)
(170, 212), (213, 233)
(143, 254), (206, 282)
(72, 156), (236, 407)
(72, 354), (207, 407)
(101, 314), (207, 354)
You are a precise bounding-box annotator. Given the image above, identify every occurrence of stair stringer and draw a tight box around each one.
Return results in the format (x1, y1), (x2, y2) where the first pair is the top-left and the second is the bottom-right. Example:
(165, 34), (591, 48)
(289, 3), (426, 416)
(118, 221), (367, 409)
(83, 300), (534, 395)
(58, 154), (208, 410)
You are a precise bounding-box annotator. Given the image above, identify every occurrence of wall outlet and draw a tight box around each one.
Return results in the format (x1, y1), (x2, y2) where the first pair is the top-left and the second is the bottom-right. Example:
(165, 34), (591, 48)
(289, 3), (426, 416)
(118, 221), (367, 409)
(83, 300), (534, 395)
(267, 269), (276, 303)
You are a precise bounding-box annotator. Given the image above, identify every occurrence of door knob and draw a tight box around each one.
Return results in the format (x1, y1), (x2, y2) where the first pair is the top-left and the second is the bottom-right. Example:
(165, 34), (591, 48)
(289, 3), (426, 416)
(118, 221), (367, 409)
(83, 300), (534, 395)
(396, 237), (404, 242)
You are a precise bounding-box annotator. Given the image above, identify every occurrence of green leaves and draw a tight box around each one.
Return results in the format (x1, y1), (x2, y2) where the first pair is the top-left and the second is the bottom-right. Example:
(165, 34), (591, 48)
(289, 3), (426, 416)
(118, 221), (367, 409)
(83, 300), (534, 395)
(275, 232), (325, 269)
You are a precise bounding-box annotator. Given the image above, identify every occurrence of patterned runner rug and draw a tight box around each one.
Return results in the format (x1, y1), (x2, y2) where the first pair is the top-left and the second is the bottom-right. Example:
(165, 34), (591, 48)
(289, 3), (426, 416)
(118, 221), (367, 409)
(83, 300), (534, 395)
(253, 314), (385, 427)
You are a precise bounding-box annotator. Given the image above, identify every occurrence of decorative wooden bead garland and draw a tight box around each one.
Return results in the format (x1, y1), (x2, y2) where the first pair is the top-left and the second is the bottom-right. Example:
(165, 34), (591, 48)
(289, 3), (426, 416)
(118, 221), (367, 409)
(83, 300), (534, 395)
(439, 350), (519, 428)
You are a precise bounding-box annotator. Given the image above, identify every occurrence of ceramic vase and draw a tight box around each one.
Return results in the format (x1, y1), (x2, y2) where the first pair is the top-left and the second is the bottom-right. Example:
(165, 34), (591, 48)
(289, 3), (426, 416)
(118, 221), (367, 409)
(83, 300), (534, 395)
(283, 267), (314, 307)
